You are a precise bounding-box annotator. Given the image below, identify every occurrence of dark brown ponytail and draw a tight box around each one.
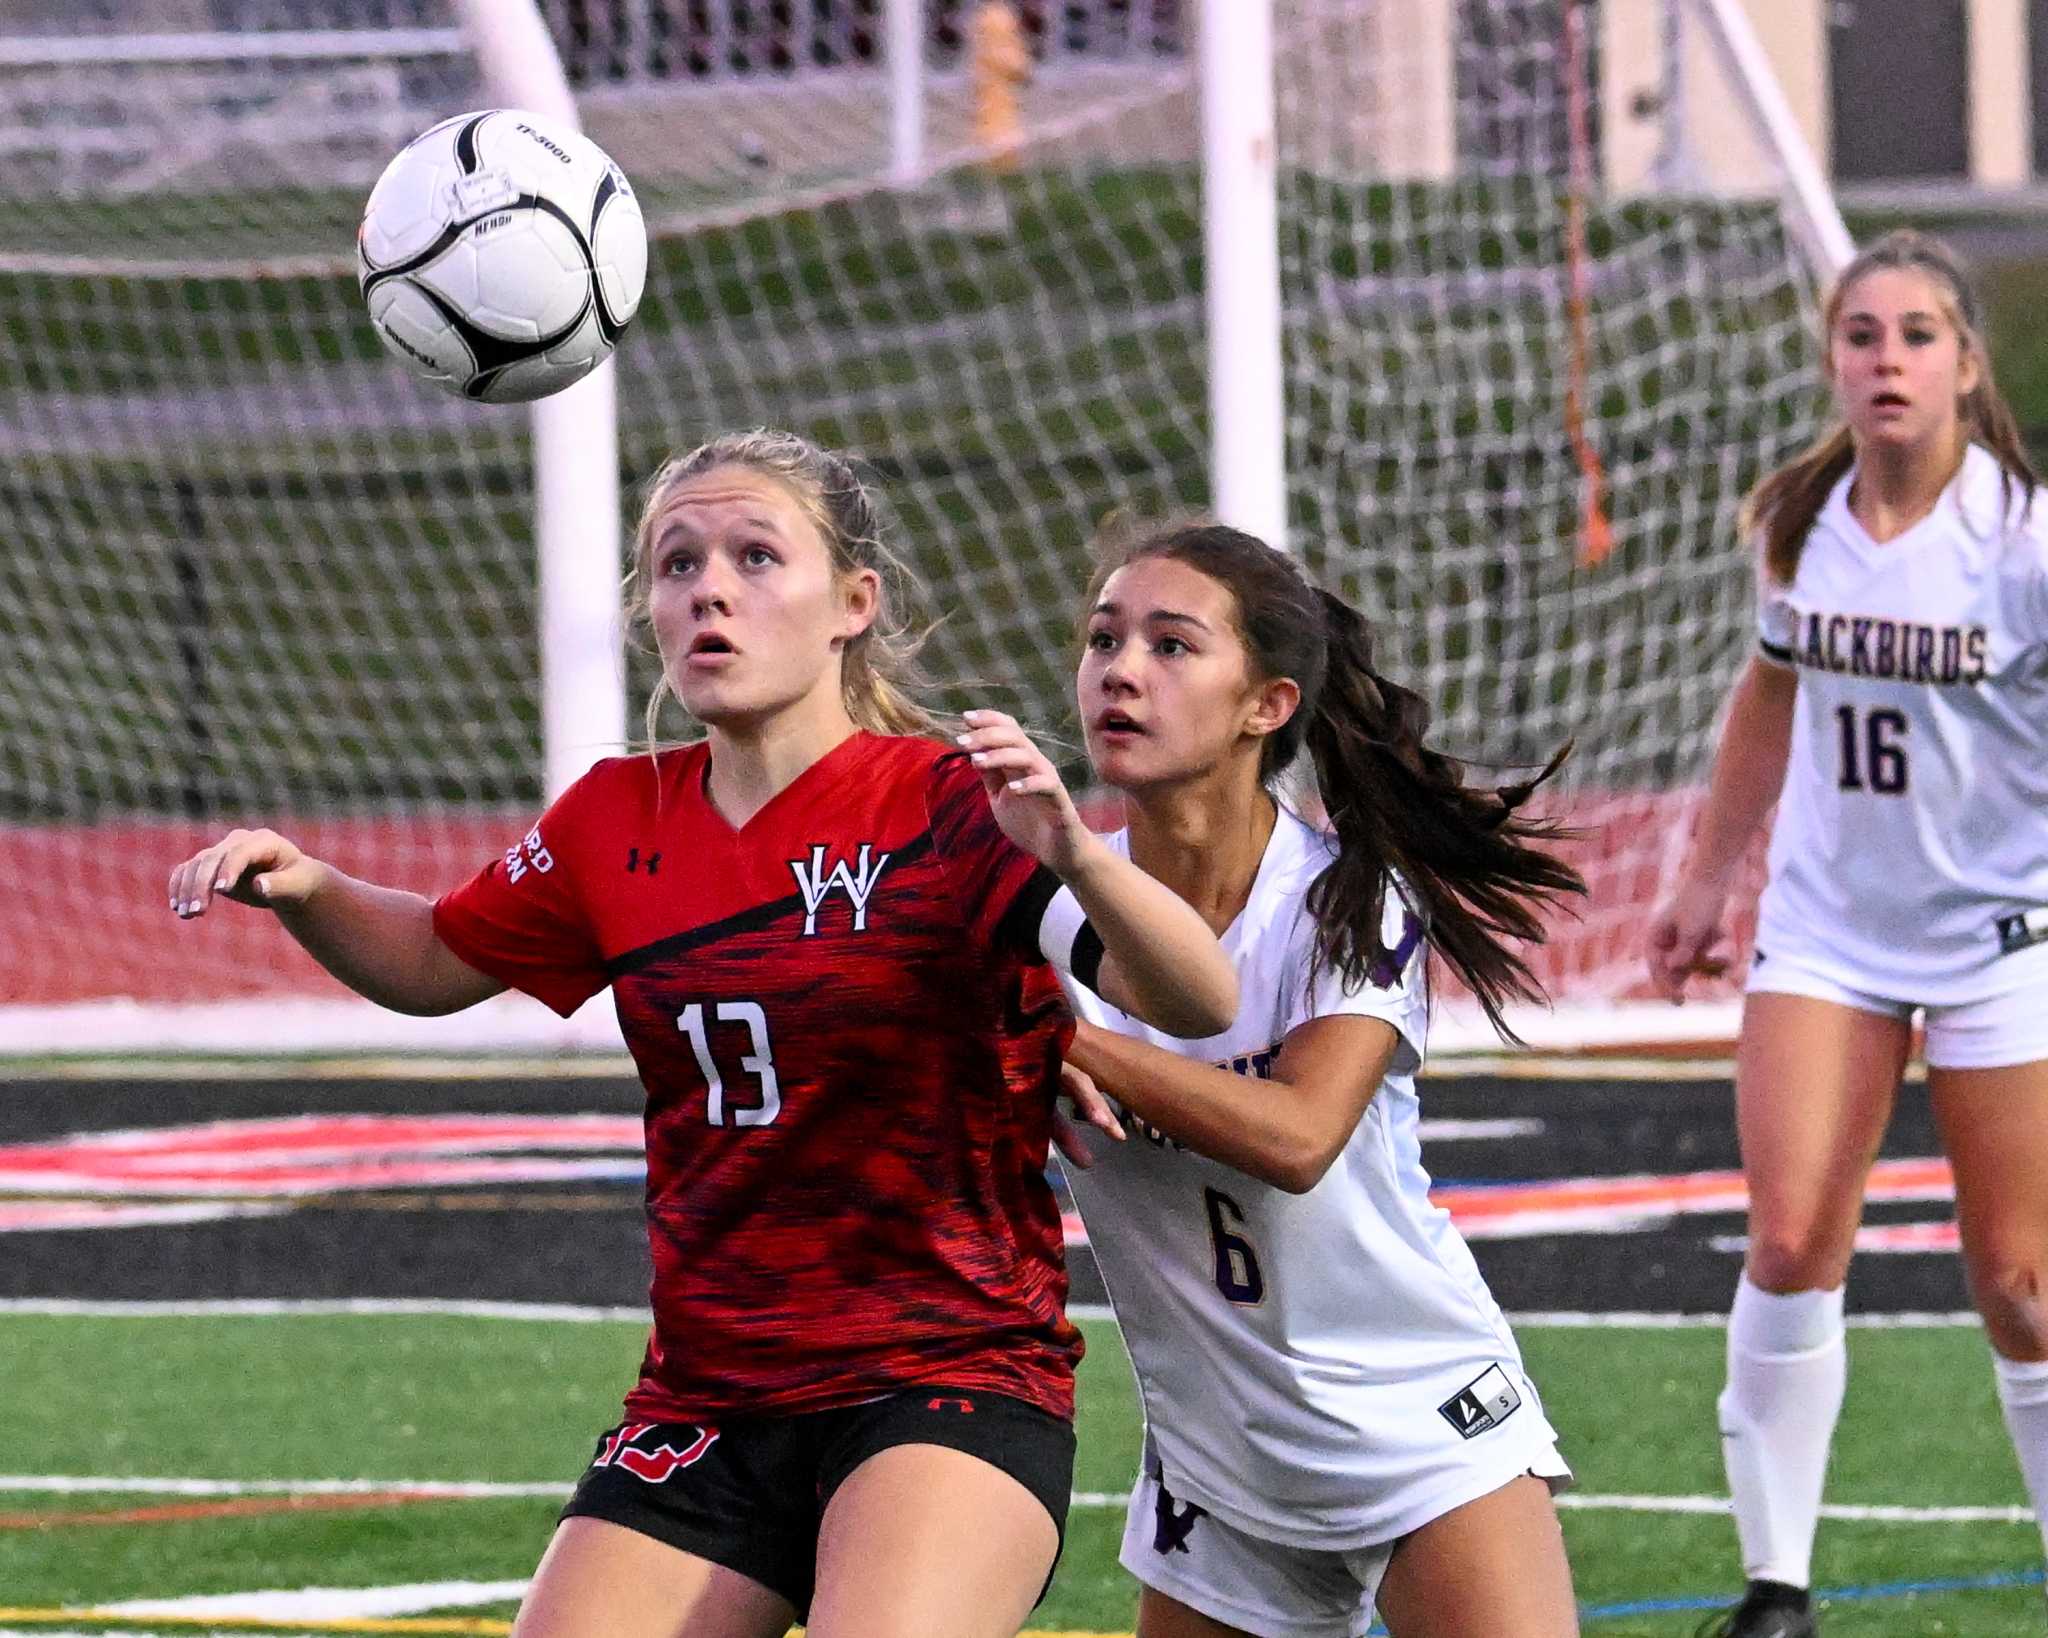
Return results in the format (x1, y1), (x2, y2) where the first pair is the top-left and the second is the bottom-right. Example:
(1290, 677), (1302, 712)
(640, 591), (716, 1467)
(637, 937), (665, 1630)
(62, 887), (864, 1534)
(1085, 522), (1584, 1041)
(1304, 588), (1582, 1040)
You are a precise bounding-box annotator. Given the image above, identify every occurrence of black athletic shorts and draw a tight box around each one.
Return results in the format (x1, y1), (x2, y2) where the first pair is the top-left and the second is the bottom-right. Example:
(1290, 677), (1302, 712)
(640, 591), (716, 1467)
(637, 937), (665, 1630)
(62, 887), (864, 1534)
(558, 1386), (1075, 1616)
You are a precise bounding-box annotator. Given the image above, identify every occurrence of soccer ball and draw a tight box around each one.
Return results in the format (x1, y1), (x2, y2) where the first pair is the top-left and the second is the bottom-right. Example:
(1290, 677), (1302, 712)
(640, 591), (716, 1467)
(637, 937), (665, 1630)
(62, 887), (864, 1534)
(357, 109), (648, 404)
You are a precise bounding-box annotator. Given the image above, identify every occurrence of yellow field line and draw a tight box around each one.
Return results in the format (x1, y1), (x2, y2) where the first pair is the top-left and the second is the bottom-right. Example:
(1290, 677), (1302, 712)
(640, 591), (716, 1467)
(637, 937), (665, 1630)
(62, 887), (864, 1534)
(0, 1616), (1123, 1638)
(0, 1614), (509, 1635)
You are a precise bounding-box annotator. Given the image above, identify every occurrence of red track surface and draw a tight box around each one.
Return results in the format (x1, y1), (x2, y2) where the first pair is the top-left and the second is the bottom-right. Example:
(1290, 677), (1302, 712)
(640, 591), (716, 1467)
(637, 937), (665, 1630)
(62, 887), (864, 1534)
(2, 816), (516, 1007)
(1, 790), (1761, 1008)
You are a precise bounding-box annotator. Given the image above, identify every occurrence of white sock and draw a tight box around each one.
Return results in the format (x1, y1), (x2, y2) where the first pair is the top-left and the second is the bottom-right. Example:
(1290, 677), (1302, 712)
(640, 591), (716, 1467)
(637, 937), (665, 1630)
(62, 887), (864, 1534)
(1993, 1352), (2048, 1565)
(1718, 1274), (1846, 1589)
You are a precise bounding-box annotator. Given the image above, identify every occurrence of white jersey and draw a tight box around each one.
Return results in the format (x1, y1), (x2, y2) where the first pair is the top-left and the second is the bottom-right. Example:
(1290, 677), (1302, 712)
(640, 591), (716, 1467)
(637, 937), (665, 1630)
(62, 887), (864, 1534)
(1052, 809), (1562, 1550)
(1755, 443), (2048, 1003)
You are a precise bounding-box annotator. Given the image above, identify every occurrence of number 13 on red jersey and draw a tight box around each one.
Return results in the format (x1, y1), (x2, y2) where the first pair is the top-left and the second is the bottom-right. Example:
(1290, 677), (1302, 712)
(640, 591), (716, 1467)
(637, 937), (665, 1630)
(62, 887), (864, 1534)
(677, 1001), (782, 1127)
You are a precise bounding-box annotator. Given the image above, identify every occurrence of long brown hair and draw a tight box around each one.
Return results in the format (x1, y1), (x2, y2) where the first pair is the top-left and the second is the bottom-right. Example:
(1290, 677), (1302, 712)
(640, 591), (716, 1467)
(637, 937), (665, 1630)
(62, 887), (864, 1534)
(627, 429), (937, 743)
(1745, 229), (2037, 583)
(1085, 523), (1584, 1041)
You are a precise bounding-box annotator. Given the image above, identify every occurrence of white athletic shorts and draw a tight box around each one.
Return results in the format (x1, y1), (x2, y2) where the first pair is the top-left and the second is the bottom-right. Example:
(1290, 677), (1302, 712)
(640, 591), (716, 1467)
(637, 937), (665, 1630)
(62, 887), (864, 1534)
(1747, 941), (2048, 1070)
(1117, 1454), (1569, 1638)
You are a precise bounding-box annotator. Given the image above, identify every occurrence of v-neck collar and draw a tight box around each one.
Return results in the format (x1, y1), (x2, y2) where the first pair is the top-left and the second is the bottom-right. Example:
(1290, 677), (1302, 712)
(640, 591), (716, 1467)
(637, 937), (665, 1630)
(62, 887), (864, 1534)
(691, 729), (873, 840)
(1121, 804), (1295, 952)
(1218, 806), (1297, 951)
(1827, 444), (1989, 558)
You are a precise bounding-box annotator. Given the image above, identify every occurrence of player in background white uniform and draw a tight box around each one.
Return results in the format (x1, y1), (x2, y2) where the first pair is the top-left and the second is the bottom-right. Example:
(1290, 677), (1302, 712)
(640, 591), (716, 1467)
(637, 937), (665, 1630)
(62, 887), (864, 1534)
(1648, 231), (2048, 1638)
(1050, 522), (1585, 1638)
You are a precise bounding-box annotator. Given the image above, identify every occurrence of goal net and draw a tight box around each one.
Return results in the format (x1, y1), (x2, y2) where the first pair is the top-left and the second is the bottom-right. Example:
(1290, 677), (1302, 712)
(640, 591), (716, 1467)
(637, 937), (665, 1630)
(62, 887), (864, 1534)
(0, 0), (1832, 1049)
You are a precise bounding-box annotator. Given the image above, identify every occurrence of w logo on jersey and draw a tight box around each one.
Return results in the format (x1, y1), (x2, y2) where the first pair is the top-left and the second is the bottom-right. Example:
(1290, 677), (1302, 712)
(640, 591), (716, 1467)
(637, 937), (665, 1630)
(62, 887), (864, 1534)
(592, 1421), (720, 1482)
(788, 843), (892, 935)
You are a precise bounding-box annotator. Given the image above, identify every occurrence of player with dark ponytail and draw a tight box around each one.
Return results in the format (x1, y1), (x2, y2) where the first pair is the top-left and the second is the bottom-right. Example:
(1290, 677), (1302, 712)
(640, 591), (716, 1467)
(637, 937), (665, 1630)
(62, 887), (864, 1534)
(1051, 520), (1585, 1638)
(1300, 581), (1574, 1037)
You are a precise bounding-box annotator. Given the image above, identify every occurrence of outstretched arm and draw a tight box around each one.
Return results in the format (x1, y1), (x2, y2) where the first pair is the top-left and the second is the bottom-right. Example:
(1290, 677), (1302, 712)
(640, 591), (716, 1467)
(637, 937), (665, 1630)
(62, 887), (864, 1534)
(1054, 831), (1239, 1036)
(168, 828), (504, 1017)
(1066, 1014), (1399, 1193)
(958, 710), (1237, 1037)
(1644, 656), (1797, 1001)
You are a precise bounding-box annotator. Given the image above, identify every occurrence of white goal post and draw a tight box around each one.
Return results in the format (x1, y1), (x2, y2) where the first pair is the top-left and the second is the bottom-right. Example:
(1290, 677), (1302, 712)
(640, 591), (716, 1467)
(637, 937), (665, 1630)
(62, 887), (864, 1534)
(1196, 0), (1858, 573)
(0, 0), (1854, 1055)
(1200, 0), (1287, 549)
(446, 0), (629, 804)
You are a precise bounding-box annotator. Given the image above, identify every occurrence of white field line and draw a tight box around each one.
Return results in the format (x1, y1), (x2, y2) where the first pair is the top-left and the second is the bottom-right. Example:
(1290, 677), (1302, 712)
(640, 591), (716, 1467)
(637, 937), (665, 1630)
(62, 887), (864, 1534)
(100, 1582), (529, 1620)
(0, 1297), (1127, 1324)
(0, 1054), (639, 1082)
(0, 1298), (651, 1323)
(0, 1202), (292, 1232)
(0, 1048), (1757, 1084)
(0, 1298), (1976, 1328)
(0, 998), (1746, 1064)
(2, 1476), (2026, 1527)
(1503, 1310), (1980, 1329)
(1556, 1492), (2035, 1526)
(0, 996), (632, 1061)
(0, 1476), (567, 1498)
(1415, 1118), (1544, 1140)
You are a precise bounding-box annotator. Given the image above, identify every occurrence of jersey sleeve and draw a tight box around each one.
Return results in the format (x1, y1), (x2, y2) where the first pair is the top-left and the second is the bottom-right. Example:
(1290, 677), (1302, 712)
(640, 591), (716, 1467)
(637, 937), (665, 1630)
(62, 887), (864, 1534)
(925, 751), (1097, 978)
(432, 780), (610, 1018)
(2018, 508), (2048, 638)
(1755, 550), (1799, 668)
(1033, 878), (1114, 994)
(1281, 885), (1427, 1076)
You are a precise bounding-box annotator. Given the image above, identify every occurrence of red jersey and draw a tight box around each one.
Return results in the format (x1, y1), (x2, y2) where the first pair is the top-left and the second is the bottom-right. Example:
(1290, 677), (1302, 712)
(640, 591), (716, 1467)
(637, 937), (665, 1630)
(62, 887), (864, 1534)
(433, 732), (1082, 1419)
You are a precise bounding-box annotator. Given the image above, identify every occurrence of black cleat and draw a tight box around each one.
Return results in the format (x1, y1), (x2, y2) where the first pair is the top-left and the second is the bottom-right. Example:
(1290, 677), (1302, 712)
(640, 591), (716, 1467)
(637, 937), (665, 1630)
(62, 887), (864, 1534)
(1693, 1580), (1817, 1638)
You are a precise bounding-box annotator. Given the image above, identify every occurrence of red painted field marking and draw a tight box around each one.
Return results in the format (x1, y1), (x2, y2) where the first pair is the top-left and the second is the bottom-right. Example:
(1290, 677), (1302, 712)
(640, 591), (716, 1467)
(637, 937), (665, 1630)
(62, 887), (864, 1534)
(0, 1491), (454, 1530)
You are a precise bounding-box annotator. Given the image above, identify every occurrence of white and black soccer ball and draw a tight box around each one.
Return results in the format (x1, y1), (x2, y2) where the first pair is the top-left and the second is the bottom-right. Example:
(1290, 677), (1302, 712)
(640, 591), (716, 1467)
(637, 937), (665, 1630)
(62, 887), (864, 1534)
(357, 109), (648, 404)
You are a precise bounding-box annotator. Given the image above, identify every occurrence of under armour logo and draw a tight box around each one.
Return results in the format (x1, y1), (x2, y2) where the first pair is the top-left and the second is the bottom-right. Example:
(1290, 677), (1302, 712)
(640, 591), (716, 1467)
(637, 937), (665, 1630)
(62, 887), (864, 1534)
(789, 843), (892, 935)
(1152, 1482), (1205, 1554)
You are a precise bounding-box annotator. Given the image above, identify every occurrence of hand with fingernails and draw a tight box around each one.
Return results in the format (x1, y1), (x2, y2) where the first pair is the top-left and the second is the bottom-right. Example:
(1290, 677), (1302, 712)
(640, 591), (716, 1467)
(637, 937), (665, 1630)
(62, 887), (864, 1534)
(167, 829), (328, 920)
(956, 708), (1097, 878)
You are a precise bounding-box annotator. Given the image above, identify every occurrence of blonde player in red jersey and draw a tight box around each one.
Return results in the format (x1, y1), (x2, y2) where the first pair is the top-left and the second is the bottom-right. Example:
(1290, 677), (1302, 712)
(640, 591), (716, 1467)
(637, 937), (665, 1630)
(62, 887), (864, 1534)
(167, 429), (1236, 1638)
(1649, 231), (2048, 1638)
